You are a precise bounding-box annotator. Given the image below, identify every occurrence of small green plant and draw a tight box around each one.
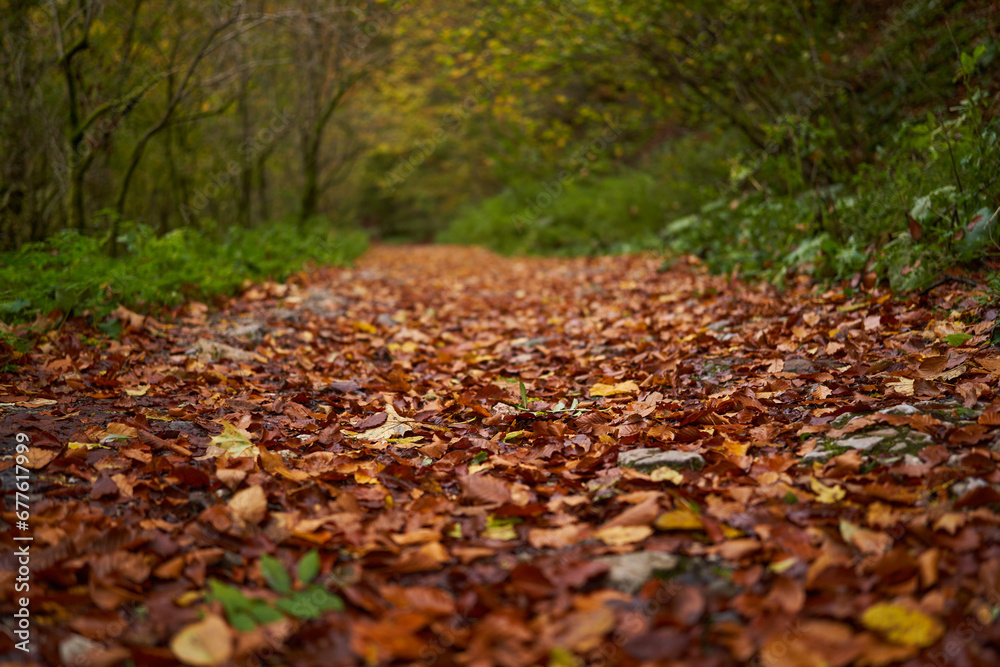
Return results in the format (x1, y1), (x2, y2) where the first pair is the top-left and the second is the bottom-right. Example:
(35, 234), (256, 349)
(206, 550), (343, 631)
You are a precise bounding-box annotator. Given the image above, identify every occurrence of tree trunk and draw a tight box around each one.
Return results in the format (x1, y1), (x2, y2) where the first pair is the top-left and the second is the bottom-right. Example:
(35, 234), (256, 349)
(299, 137), (321, 225)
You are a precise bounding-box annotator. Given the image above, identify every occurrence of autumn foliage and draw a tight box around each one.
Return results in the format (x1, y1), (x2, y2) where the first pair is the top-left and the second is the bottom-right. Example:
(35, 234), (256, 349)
(3, 245), (1000, 665)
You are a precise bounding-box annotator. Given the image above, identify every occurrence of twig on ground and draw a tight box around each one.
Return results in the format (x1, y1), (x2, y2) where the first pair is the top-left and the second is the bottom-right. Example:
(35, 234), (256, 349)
(919, 274), (984, 295)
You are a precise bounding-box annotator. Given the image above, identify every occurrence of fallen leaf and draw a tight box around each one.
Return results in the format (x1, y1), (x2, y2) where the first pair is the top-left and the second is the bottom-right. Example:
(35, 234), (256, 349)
(860, 602), (944, 648)
(810, 477), (846, 504)
(228, 486), (268, 525)
(651, 467), (684, 484)
(654, 508), (704, 531)
(590, 380), (640, 397)
(208, 421), (258, 458)
(170, 615), (233, 666)
(352, 404), (416, 442)
(594, 525), (653, 545)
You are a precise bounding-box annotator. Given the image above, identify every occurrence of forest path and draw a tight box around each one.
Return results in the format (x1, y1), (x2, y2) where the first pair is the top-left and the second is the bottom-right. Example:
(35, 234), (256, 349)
(3, 244), (1000, 666)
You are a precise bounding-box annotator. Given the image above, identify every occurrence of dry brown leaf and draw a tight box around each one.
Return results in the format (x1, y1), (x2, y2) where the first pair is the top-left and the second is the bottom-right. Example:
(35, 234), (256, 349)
(170, 615), (233, 666)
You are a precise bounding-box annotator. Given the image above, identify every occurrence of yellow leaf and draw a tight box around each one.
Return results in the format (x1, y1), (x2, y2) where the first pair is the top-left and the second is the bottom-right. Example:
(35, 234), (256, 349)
(354, 472), (380, 485)
(387, 435), (424, 447)
(483, 515), (520, 541)
(68, 441), (111, 450)
(769, 557), (797, 574)
(169, 615), (233, 666)
(209, 421), (258, 458)
(651, 467), (684, 484)
(654, 508), (704, 531)
(809, 477), (845, 504)
(861, 602), (944, 648)
(549, 646), (583, 667)
(721, 524), (744, 539)
(594, 525), (652, 546)
(174, 591), (203, 607)
(353, 321), (377, 334)
(722, 439), (750, 457)
(125, 384), (150, 396)
(590, 381), (640, 397)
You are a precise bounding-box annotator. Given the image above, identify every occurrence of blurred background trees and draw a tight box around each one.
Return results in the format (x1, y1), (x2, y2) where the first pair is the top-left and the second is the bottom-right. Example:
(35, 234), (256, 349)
(0, 0), (997, 292)
(0, 0), (397, 249)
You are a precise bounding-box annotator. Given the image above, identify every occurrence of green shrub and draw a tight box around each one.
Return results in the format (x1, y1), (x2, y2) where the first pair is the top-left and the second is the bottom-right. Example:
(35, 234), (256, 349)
(440, 171), (665, 255)
(439, 132), (735, 256)
(445, 47), (999, 291)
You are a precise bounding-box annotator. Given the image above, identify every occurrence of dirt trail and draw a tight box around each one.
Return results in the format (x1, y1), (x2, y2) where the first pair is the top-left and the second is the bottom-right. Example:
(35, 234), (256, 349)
(2, 245), (1000, 666)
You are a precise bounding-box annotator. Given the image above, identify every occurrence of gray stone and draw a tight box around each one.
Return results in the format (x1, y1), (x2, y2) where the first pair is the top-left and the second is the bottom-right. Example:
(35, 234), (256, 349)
(837, 435), (884, 451)
(222, 320), (265, 338)
(187, 338), (260, 363)
(783, 358), (816, 374)
(598, 551), (679, 593)
(883, 404), (920, 415)
(801, 449), (834, 463)
(618, 448), (705, 471)
(952, 477), (990, 498)
(59, 635), (101, 666)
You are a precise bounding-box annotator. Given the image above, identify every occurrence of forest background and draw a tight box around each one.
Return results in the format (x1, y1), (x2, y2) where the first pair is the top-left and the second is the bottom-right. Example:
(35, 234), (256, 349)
(1, 0), (998, 334)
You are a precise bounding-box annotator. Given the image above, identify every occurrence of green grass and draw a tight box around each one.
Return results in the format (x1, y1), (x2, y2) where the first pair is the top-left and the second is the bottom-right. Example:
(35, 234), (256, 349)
(0, 217), (368, 325)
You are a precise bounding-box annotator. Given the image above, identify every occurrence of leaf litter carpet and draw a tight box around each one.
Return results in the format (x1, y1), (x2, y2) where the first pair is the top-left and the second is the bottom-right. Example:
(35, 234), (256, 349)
(3, 245), (1000, 667)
